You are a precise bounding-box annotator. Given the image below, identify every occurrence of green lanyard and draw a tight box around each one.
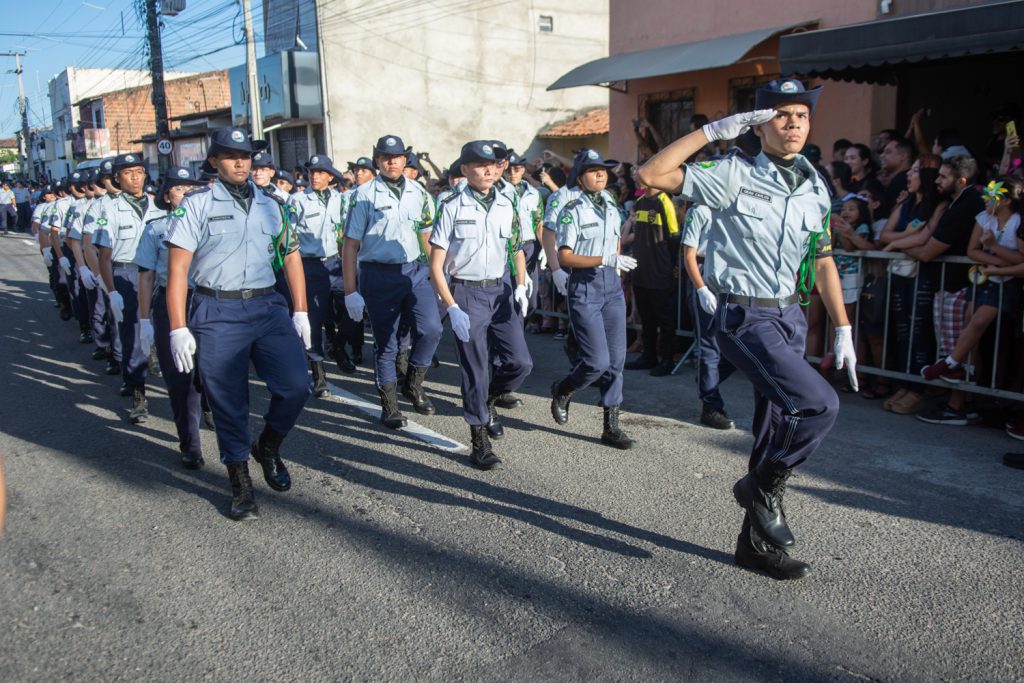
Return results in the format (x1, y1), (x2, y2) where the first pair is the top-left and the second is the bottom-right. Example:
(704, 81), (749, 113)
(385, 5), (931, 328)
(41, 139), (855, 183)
(506, 192), (522, 277)
(797, 207), (829, 306)
(411, 191), (433, 262)
(271, 204), (295, 271)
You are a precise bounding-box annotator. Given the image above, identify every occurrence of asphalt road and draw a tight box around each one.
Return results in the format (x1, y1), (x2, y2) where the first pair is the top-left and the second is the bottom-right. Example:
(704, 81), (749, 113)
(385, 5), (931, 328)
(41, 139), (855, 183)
(0, 233), (1021, 682)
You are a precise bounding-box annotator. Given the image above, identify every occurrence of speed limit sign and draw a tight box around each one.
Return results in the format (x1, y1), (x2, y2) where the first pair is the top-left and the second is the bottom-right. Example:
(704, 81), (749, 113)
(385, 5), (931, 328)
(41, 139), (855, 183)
(157, 138), (173, 155)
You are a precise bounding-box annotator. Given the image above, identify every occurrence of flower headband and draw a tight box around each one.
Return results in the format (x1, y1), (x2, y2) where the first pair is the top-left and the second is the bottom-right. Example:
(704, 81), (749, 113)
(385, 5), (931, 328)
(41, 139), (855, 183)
(983, 180), (1008, 204)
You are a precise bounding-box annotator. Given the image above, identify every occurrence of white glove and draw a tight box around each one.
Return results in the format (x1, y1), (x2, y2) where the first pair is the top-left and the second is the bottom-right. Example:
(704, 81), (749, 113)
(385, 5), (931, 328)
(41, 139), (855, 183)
(108, 290), (124, 325)
(292, 311), (312, 349)
(702, 109), (777, 142)
(59, 256), (72, 276)
(169, 327), (196, 373)
(514, 284), (529, 314)
(447, 304), (471, 342)
(834, 325), (859, 392)
(138, 318), (154, 350)
(78, 266), (97, 290)
(551, 268), (569, 295)
(602, 253), (638, 272)
(345, 291), (365, 321)
(697, 286), (718, 315)
(537, 248), (548, 270)
(42, 247), (53, 267)
(524, 276), (534, 299)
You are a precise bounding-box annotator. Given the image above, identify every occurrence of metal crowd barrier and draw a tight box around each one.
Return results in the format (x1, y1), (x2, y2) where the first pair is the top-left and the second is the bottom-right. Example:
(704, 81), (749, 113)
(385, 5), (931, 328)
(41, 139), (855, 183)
(531, 248), (1024, 403)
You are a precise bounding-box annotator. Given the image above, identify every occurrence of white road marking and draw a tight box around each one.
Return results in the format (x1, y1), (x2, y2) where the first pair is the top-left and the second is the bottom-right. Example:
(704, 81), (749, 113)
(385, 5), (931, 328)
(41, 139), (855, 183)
(326, 381), (469, 454)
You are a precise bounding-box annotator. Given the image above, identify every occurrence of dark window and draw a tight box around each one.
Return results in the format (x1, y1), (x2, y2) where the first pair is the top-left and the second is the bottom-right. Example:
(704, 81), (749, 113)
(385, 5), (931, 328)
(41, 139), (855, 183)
(729, 74), (779, 115)
(640, 88), (696, 151)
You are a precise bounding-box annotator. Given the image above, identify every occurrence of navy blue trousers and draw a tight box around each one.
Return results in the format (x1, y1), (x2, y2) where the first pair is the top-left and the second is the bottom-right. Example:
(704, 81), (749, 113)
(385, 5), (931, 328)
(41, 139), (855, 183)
(189, 292), (311, 464)
(300, 256), (334, 362)
(153, 288), (202, 457)
(113, 266), (148, 389)
(360, 261), (442, 387)
(452, 281), (533, 425)
(326, 254), (363, 355)
(565, 267), (626, 407)
(689, 284), (735, 412)
(63, 244), (90, 332)
(714, 302), (839, 472)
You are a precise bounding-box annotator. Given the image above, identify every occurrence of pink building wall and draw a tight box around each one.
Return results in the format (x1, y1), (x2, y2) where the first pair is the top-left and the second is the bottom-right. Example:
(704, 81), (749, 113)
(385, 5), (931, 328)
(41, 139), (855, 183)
(603, 0), (895, 162)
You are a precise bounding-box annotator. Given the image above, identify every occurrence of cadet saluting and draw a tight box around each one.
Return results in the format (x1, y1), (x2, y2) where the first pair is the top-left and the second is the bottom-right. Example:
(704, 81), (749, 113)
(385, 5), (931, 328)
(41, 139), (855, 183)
(164, 127), (313, 521)
(343, 135), (442, 429)
(287, 154), (348, 397)
(549, 149), (638, 451)
(429, 141), (533, 470)
(639, 80), (858, 580)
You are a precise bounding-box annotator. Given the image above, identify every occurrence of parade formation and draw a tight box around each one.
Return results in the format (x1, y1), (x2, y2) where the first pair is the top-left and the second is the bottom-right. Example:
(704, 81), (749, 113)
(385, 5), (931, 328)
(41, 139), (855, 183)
(29, 79), (859, 582)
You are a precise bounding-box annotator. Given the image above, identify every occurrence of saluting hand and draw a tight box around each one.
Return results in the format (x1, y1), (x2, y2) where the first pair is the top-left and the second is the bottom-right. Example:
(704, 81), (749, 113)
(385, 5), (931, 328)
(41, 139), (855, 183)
(702, 109), (776, 142)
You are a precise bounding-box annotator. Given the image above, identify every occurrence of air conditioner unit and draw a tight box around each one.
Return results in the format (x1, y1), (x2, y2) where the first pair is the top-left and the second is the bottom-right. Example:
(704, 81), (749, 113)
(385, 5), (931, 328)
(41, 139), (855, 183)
(160, 0), (187, 16)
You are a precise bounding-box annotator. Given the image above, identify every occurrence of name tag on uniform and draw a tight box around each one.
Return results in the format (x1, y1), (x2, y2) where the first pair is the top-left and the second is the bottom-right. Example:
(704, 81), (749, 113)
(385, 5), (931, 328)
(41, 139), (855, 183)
(306, 213), (321, 219)
(209, 215), (233, 222)
(740, 188), (772, 203)
(581, 222), (599, 228)
(377, 205), (393, 211)
(454, 219), (475, 225)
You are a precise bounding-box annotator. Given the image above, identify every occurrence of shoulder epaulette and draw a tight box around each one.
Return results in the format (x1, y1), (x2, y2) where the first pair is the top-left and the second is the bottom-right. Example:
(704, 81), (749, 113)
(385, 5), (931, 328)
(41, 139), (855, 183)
(185, 185), (211, 198)
(563, 197), (584, 211)
(260, 185), (286, 205)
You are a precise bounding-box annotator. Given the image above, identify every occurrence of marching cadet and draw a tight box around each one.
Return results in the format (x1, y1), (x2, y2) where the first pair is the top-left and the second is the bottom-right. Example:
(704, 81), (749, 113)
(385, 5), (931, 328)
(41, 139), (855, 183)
(64, 170), (96, 345)
(550, 149), (638, 451)
(135, 166), (208, 469)
(251, 150), (290, 201)
(639, 79), (857, 580)
(680, 203), (736, 430)
(83, 158), (122, 373)
(343, 135), (442, 429)
(45, 179), (74, 321)
(273, 170), (295, 196)
(336, 156), (378, 367)
(164, 127), (312, 521)
(429, 141), (532, 469)
(32, 183), (60, 311)
(540, 152), (585, 299)
(287, 154), (348, 395)
(93, 153), (166, 423)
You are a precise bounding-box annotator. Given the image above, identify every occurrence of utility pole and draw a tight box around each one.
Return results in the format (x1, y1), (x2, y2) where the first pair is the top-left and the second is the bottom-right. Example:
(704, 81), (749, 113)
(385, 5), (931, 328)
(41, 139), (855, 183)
(145, 0), (171, 174)
(1, 52), (32, 179)
(242, 0), (262, 139)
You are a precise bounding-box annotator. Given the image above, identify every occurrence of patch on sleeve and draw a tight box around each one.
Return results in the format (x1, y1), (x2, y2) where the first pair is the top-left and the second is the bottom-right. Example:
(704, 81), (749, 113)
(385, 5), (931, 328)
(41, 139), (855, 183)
(172, 207), (186, 218)
(96, 218), (108, 226)
(698, 161), (716, 169)
(559, 215), (572, 224)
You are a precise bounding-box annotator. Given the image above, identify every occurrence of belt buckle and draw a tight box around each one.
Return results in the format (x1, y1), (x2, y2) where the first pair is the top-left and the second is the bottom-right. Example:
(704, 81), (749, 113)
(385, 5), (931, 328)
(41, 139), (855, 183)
(240, 289), (254, 300)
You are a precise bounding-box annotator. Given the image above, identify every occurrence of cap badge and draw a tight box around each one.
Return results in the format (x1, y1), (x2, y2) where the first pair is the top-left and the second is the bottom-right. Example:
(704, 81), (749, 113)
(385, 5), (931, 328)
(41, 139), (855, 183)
(231, 130), (245, 143)
(177, 168), (189, 178)
(386, 137), (396, 146)
(780, 80), (799, 93)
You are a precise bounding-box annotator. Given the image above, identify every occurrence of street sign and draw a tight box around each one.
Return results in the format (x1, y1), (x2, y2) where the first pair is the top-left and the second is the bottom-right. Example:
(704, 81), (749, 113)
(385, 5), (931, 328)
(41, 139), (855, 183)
(157, 139), (173, 156)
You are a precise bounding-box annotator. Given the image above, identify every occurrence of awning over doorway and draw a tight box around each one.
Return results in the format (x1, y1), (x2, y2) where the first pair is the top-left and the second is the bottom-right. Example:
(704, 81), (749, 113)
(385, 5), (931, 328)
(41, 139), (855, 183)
(547, 22), (813, 91)
(780, 1), (1024, 84)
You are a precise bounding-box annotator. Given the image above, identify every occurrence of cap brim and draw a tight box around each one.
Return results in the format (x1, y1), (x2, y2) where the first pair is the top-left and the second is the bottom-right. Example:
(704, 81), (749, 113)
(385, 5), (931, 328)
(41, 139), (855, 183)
(756, 85), (823, 112)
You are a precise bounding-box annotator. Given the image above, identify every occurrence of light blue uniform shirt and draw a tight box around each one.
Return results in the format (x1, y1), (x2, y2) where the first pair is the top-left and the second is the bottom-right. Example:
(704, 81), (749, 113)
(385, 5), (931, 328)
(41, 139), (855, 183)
(63, 197), (89, 241)
(555, 190), (622, 262)
(47, 196), (72, 235)
(80, 196), (107, 237)
(678, 152), (832, 299)
(344, 176), (435, 264)
(681, 204), (713, 258)
(164, 180), (291, 291)
(93, 193), (166, 262)
(287, 187), (345, 258)
(543, 185), (581, 230)
(134, 215), (195, 289)
(495, 178), (537, 243)
(430, 185), (519, 281)
(32, 202), (50, 229)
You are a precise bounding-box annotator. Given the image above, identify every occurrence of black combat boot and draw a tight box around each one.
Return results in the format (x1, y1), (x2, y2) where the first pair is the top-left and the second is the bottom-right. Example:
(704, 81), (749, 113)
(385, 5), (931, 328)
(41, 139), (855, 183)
(550, 379), (575, 425)
(105, 358), (121, 376)
(486, 394), (504, 439)
(494, 392), (523, 409)
(395, 348), (410, 389)
(401, 366), (436, 415)
(469, 425), (501, 470)
(250, 426), (292, 492)
(92, 346), (108, 360)
(181, 449), (204, 470)
(734, 515), (810, 580)
(350, 344), (363, 366)
(129, 387), (148, 424)
(600, 406), (635, 450)
(700, 404), (735, 430)
(733, 464), (795, 547)
(79, 329), (93, 344)
(333, 344), (356, 374)
(226, 462), (259, 521)
(378, 383), (407, 429)
(310, 360), (330, 398)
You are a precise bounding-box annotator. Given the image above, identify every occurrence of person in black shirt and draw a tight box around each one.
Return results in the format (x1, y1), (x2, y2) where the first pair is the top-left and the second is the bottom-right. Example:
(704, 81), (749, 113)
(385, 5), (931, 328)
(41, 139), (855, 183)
(624, 186), (680, 376)
(879, 136), (914, 218)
